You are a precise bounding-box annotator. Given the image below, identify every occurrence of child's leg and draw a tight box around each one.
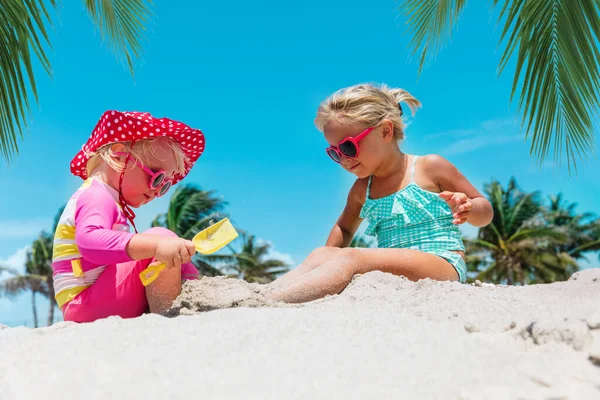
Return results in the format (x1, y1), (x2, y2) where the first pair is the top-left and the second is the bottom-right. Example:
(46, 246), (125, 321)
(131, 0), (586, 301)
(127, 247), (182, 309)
(267, 246), (342, 288)
(63, 227), (199, 322)
(267, 247), (458, 303)
(143, 227), (200, 314)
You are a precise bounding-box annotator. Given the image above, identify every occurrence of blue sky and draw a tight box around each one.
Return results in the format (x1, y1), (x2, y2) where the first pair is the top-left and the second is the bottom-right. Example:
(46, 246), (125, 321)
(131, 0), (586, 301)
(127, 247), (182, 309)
(1, 1), (599, 327)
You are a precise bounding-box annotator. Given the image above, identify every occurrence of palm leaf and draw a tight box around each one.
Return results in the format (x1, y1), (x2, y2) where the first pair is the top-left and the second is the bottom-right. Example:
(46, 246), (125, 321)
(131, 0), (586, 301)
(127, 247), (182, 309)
(0, 264), (21, 276)
(0, 0), (53, 162)
(83, 0), (154, 75)
(568, 238), (600, 255)
(0, 274), (47, 297)
(1, 1), (154, 163)
(495, 0), (600, 170)
(396, 0), (600, 169)
(465, 238), (501, 253)
(192, 259), (224, 277)
(508, 227), (567, 243)
(396, 0), (467, 72)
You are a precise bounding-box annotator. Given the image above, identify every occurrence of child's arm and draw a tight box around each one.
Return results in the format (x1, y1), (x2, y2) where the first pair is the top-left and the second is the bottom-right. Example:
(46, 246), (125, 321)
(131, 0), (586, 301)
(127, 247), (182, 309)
(75, 186), (195, 269)
(421, 155), (493, 227)
(326, 179), (366, 247)
(126, 234), (195, 269)
(75, 188), (136, 265)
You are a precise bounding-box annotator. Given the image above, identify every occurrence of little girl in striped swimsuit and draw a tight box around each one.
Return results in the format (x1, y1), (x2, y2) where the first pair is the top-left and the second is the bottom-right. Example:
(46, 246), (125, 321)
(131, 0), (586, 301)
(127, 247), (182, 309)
(52, 110), (205, 322)
(268, 83), (494, 303)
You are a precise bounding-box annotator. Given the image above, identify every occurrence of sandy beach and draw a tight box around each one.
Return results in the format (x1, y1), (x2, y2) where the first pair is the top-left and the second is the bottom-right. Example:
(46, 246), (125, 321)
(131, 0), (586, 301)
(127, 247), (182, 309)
(1, 269), (599, 399)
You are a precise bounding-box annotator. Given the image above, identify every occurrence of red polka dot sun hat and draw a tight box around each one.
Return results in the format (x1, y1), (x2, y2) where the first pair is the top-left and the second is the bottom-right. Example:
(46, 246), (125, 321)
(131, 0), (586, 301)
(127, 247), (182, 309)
(70, 110), (206, 184)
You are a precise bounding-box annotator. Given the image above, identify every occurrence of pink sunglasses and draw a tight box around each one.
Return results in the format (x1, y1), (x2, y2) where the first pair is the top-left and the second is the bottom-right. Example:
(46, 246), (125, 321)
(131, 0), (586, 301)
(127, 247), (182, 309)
(325, 127), (374, 163)
(114, 152), (173, 196)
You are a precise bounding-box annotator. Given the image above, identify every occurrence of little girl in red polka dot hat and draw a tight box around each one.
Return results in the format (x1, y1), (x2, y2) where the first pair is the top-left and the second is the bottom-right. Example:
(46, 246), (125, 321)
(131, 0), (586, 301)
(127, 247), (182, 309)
(52, 110), (206, 323)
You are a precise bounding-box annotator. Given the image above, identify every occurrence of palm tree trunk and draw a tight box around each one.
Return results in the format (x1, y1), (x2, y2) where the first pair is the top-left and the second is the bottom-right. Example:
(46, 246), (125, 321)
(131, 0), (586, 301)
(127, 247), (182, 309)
(47, 300), (55, 326)
(31, 291), (38, 328)
(506, 267), (515, 286)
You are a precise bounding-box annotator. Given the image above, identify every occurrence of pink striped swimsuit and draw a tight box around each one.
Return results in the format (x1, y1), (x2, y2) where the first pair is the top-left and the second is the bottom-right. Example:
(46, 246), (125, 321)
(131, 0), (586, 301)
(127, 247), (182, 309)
(52, 177), (198, 322)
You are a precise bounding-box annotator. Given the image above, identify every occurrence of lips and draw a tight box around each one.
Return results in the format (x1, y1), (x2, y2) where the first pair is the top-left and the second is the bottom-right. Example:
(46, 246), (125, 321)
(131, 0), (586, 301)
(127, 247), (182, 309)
(349, 164), (359, 170)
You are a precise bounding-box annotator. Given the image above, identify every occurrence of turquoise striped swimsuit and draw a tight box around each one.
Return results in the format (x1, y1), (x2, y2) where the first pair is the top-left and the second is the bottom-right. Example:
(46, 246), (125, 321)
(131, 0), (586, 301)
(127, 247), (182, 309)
(359, 156), (467, 282)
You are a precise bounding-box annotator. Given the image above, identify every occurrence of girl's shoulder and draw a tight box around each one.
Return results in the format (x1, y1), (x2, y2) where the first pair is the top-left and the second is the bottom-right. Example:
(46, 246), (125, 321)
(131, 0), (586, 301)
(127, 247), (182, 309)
(348, 177), (370, 205)
(415, 154), (456, 178)
(414, 154), (459, 192)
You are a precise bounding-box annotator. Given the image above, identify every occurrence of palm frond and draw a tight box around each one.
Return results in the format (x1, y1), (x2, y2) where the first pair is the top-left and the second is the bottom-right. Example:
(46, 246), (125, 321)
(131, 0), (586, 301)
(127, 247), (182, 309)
(191, 259), (224, 277)
(396, 0), (467, 72)
(83, 0), (154, 75)
(0, 274), (46, 297)
(166, 185), (227, 237)
(495, 0), (600, 170)
(0, 0), (54, 162)
(182, 212), (227, 240)
(568, 238), (600, 256)
(465, 238), (501, 252)
(0, 264), (20, 276)
(508, 226), (567, 243)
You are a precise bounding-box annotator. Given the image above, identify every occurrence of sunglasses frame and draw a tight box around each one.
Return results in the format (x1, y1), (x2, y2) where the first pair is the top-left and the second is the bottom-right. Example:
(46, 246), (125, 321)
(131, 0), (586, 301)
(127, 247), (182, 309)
(113, 152), (173, 196)
(325, 127), (374, 163)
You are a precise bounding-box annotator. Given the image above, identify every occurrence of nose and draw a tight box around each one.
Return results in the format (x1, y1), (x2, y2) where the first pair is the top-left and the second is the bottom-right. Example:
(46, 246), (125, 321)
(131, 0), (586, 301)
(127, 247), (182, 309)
(340, 154), (354, 166)
(147, 189), (159, 199)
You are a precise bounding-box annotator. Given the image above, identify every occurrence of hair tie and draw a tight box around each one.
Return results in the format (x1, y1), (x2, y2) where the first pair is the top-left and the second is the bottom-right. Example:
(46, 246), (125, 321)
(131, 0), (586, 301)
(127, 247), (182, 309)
(398, 103), (404, 116)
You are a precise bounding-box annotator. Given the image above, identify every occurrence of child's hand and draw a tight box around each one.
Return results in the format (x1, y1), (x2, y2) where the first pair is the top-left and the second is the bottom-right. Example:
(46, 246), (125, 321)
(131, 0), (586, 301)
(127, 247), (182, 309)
(439, 191), (473, 225)
(154, 237), (196, 269)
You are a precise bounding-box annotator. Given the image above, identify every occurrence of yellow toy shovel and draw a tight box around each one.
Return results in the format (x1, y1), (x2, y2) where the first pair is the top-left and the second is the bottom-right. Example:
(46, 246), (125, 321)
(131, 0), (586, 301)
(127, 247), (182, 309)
(139, 218), (238, 286)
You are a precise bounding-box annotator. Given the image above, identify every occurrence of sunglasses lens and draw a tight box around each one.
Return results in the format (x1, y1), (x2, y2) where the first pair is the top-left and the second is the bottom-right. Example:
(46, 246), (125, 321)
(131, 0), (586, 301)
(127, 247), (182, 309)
(339, 141), (358, 158)
(151, 173), (165, 188)
(327, 148), (341, 163)
(159, 181), (171, 196)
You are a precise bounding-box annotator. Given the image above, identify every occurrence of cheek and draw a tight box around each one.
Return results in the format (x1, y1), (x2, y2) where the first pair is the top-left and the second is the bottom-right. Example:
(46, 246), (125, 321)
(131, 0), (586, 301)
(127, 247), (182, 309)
(123, 170), (148, 193)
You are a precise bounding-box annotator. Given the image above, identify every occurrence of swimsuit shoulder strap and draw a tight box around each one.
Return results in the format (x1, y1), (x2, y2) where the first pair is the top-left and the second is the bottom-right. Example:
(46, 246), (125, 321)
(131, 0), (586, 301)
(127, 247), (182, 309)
(410, 155), (419, 183)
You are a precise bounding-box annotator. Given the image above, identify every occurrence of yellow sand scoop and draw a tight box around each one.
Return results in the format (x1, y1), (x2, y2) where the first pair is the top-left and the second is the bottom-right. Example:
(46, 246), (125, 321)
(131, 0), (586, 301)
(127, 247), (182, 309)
(139, 218), (239, 286)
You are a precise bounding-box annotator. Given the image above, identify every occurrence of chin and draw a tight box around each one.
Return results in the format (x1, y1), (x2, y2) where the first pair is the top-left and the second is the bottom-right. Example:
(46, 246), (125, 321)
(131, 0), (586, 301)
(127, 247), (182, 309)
(124, 196), (145, 208)
(349, 167), (371, 179)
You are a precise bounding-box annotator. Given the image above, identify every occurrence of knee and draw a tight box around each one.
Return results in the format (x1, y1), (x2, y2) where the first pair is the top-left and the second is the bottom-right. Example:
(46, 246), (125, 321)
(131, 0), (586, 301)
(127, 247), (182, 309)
(143, 227), (178, 238)
(336, 247), (367, 274)
(309, 246), (341, 260)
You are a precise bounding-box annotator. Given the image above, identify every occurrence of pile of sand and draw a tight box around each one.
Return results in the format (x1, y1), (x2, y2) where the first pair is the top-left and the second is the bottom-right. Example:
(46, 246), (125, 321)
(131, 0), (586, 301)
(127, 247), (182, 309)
(1, 269), (599, 399)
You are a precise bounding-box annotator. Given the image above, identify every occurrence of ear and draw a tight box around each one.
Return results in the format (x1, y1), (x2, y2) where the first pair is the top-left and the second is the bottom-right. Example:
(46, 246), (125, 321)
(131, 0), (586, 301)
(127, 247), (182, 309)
(109, 143), (127, 158)
(380, 119), (395, 142)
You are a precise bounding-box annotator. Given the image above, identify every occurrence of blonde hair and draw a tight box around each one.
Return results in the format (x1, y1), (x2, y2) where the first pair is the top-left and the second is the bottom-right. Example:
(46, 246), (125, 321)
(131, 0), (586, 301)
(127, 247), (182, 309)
(85, 137), (188, 177)
(315, 83), (421, 140)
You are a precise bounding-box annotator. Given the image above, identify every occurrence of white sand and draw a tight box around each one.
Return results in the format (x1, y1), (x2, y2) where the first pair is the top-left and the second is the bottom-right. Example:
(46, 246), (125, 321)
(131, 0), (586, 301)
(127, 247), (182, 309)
(1, 269), (600, 399)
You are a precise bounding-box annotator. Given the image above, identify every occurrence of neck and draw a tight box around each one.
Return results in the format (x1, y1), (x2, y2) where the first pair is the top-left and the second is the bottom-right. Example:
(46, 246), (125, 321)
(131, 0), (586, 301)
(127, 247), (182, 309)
(372, 148), (407, 179)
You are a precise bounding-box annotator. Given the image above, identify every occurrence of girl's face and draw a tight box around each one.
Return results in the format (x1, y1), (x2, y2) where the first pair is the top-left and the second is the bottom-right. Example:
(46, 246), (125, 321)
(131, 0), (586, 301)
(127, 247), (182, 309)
(323, 119), (395, 178)
(118, 143), (178, 208)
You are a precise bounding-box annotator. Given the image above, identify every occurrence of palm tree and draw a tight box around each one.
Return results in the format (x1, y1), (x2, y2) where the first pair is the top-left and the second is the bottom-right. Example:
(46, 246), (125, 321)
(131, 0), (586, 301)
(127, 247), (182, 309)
(544, 194), (600, 261)
(0, 264), (45, 328)
(1, 0), (154, 162)
(152, 184), (228, 277)
(0, 233), (53, 328)
(30, 232), (56, 325)
(206, 233), (290, 283)
(0, 205), (64, 327)
(396, 1), (600, 170)
(350, 234), (376, 248)
(465, 178), (574, 285)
